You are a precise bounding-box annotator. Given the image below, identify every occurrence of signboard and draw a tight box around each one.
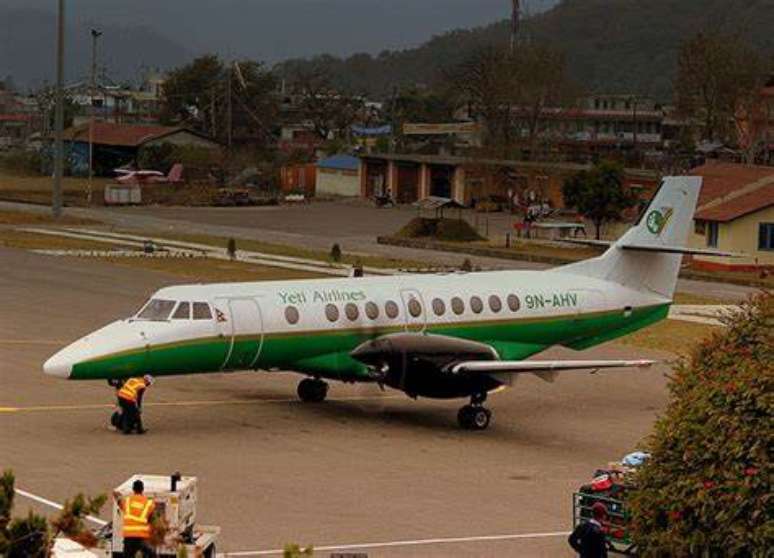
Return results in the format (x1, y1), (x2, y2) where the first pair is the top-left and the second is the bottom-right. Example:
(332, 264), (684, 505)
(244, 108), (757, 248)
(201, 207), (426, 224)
(403, 122), (480, 136)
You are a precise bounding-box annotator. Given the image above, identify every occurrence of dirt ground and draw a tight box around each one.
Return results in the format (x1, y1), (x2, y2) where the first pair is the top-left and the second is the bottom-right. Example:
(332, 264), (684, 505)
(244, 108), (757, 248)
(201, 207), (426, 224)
(0, 247), (688, 556)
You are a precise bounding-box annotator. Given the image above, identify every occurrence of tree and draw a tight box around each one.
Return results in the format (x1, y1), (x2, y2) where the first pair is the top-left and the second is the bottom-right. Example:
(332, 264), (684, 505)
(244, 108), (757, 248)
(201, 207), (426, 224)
(675, 31), (770, 146)
(161, 55), (278, 145)
(447, 42), (575, 155)
(289, 66), (365, 141)
(561, 160), (638, 239)
(0, 470), (106, 557)
(447, 46), (516, 148)
(628, 293), (772, 555)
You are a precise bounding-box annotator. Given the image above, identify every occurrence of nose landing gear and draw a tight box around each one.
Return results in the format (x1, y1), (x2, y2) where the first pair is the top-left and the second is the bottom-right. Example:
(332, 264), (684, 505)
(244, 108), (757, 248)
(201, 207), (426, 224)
(297, 378), (329, 403)
(457, 393), (492, 430)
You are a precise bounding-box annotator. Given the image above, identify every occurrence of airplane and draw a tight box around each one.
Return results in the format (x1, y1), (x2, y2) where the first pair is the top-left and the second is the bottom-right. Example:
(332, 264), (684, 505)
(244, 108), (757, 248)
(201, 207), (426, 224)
(114, 164), (184, 185)
(44, 176), (730, 430)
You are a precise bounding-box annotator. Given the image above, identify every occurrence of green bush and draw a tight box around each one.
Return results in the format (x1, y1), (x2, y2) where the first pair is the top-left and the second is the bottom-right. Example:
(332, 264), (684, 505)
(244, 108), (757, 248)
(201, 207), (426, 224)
(0, 150), (42, 175)
(396, 217), (483, 242)
(628, 293), (773, 556)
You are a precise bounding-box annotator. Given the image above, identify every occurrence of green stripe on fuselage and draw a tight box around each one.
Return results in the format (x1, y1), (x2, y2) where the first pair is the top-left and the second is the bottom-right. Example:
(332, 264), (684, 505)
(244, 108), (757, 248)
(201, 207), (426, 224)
(69, 304), (670, 380)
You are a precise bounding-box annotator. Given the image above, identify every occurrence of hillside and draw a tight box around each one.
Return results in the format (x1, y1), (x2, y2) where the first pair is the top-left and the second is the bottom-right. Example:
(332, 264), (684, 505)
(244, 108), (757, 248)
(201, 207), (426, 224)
(0, 1), (559, 89)
(277, 0), (774, 100)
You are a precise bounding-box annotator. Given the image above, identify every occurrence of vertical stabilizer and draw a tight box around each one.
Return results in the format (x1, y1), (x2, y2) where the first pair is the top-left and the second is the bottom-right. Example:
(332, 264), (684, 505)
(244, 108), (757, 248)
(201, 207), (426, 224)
(561, 176), (703, 299)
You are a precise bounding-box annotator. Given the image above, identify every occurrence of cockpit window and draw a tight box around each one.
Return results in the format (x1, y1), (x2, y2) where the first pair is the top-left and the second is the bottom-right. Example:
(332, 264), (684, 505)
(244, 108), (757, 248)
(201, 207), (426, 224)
(172, 302), (191, 320)
(136, 299), (176, 321)
(192, 302), (213, 320)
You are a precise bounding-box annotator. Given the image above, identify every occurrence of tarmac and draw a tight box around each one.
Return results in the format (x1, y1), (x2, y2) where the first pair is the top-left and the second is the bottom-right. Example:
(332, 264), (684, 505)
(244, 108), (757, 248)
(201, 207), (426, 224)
(0, 246), (675, 556)
(0, 200), (759, 301)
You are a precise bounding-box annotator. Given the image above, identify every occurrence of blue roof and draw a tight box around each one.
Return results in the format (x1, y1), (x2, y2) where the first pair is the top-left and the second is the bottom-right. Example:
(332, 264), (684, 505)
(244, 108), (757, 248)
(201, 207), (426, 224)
(317, 154), (360, 171)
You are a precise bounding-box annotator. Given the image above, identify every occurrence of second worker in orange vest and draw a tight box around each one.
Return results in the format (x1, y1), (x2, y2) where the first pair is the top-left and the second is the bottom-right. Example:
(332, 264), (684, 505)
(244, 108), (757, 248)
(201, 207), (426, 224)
(121, 479), (157, 558)
(117, 376), (153, 435)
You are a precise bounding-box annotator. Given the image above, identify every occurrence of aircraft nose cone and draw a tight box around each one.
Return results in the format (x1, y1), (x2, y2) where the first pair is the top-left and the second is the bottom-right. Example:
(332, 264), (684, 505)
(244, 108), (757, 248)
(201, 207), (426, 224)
(43, 350), (73, 378)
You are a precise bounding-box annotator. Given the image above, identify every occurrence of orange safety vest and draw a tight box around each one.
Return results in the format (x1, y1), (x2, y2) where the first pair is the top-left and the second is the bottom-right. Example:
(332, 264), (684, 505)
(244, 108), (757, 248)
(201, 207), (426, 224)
(122, 494), (155, 539)
(118, 378), (147, 403)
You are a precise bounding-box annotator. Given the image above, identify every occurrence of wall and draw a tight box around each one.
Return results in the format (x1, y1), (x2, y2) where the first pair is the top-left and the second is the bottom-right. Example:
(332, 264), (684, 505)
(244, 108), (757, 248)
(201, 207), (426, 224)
(316, 167), (360, 197)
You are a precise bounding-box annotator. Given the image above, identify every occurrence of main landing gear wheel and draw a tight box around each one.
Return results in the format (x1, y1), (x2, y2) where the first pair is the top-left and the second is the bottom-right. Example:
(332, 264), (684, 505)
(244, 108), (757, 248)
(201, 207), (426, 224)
(297, 378), (329, 403)
(458, 393), (491, 430)
(457, 405), (492, 430)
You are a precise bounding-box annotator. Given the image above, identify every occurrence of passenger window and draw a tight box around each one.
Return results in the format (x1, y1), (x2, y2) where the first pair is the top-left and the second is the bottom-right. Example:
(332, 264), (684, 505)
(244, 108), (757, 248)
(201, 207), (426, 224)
(285, 306), (300, 325)
(325, 304), (340, 322)
(508, 294), (521, 312)
(192, 302), (213, 320)
(432, 298), (446, 316)
(385, 300), (400, 319)
(470, 296), (484, 314)
(407, 298), (422, 318)
(451, 297), (465, 315)
(489, 295), (502, 313)
(365, 301), (379, 320)
(172, 302), (191, 320)
(137, 299), (176, 321)
(345, 303), (359, 321)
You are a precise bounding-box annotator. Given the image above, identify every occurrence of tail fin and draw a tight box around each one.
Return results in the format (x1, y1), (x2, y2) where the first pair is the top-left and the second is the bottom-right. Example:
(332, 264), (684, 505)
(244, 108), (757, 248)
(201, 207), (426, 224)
(561, 176), (703, 299)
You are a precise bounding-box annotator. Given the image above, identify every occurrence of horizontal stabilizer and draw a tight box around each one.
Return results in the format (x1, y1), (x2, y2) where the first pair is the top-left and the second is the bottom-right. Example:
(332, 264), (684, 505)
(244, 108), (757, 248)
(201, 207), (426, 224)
(562, 239), (614, 248)
(620, 244), (741, 257)
(563, 239), (741, 257)
(452, 359), (655, 383)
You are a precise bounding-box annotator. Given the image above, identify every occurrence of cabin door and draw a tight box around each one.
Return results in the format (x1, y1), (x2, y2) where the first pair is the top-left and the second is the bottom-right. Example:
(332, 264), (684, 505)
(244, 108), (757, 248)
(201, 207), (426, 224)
(215, 297), (264, 371)
(399, 289), (426, 332)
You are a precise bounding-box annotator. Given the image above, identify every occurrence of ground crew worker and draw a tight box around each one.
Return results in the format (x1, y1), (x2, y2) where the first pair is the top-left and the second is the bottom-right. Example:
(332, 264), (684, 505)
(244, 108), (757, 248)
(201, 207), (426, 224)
(120, 479), (156, 558)
(117, 375), (153, 435)
(568, 502), (609, 558)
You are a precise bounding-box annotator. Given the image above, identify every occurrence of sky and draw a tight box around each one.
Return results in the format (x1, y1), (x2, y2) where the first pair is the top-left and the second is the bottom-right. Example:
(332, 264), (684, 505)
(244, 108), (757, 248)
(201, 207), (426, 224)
(4, 0), (560, 61)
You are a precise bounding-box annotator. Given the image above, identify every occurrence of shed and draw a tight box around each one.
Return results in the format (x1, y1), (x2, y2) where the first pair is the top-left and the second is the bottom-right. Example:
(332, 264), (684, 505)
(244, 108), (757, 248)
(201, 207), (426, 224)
(61, 123), (219, 176)
(316, 155), (360, 197)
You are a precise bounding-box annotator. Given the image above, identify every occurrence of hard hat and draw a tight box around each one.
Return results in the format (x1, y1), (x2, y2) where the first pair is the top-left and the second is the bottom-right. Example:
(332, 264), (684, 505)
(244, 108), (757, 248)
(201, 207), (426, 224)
(143, 374), (155, 385)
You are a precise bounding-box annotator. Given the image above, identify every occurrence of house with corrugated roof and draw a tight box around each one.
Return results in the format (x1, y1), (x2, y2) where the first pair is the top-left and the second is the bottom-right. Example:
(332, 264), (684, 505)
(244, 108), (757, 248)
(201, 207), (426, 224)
(689, 162), (774, 270)
(61, 122), (218, 176)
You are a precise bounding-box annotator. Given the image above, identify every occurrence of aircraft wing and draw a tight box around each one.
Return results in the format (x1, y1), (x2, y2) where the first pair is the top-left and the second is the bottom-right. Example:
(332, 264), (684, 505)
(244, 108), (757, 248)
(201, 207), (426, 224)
(451, 359), (655, 383)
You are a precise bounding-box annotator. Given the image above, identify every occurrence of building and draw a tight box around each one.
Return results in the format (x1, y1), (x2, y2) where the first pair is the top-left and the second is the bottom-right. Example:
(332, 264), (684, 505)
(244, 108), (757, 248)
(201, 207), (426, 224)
(689, 162), (774, 270)
(316, 155), (360, 197)
(61, 122), (218, 176)
(515, 95), (665, 157)
(67, 80), (164, 126)
(359, 153), (659, 208)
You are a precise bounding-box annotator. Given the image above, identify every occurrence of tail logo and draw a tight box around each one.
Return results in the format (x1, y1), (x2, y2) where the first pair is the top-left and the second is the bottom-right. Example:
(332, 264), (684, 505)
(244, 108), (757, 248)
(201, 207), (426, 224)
(646, 207), (674, 236)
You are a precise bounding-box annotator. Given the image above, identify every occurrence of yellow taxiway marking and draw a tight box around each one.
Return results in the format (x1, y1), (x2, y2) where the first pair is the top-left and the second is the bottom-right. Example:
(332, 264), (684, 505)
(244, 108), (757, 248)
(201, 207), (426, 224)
(0, 395), (398, 414)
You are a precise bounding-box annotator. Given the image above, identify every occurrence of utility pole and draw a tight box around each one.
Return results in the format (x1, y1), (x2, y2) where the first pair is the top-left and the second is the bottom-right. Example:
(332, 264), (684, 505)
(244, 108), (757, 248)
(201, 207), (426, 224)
(52, 0), (65, 218)
(510, 0), (521, 54)
(226, 63), (233, 152)
(87, 28), (102, 205)
(631, 95), (638, 154)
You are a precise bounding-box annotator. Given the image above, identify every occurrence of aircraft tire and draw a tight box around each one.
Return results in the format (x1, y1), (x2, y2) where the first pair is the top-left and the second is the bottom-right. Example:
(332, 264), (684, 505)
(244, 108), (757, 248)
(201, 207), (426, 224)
(298, 378), (328, 403)
(458, 405), (491, 430)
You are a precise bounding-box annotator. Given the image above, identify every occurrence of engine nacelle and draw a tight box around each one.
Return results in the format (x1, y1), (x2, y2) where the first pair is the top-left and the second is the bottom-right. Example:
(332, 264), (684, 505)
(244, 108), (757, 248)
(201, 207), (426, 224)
(350, 333), (502, 399)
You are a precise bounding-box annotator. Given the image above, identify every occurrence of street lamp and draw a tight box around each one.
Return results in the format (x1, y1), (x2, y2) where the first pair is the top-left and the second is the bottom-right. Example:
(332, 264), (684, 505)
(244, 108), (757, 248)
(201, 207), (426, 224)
(52, 0), (65, 218)
(88, 28), (102, 204)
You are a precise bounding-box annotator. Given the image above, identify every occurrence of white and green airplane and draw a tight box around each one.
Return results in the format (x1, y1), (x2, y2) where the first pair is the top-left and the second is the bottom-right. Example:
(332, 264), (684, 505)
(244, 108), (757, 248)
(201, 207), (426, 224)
(44, 177), (722, 429)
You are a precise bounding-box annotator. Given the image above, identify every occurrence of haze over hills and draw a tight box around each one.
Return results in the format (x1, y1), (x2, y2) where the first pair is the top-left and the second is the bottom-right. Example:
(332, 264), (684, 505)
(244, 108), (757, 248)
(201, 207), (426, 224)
(277, 0), (774, 101)
(2, 0), (772, 101)
(1, 0), (558, 88)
